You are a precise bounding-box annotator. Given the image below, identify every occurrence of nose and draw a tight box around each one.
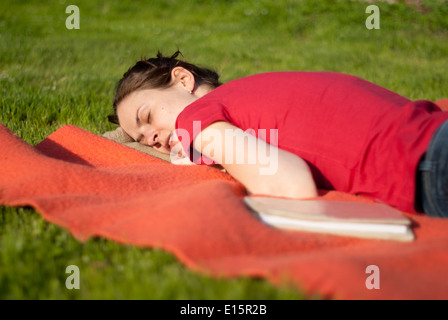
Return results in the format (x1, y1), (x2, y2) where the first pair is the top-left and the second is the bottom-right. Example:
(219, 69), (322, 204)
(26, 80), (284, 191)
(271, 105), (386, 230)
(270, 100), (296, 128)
(142, 128), (160, 147)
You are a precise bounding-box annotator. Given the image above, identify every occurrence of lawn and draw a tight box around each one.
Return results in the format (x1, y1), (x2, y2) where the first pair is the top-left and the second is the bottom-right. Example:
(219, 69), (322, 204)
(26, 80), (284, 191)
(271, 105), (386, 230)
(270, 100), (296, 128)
(1, 0), (447, 299)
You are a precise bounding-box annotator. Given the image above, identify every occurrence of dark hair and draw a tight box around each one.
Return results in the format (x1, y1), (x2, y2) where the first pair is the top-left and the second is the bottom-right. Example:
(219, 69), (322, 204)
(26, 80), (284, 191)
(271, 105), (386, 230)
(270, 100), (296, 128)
(108, 50), (222, 124)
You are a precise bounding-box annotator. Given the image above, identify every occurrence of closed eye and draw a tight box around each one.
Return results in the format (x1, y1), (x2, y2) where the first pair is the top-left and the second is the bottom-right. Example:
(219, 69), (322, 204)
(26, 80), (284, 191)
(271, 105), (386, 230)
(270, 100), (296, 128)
(136, 105), (150, 126)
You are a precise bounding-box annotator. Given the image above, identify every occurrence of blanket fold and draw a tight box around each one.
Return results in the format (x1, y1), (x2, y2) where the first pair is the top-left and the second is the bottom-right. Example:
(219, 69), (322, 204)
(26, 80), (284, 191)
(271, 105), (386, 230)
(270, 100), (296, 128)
(1, 121), (448, 300)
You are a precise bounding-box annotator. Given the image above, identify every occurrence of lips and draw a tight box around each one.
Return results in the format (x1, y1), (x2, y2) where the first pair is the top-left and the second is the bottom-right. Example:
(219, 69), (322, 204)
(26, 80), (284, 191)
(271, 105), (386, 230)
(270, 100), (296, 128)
(168, 131), (174, 149)
(168, 131), (180, 151)
(168, 131), (184, 158)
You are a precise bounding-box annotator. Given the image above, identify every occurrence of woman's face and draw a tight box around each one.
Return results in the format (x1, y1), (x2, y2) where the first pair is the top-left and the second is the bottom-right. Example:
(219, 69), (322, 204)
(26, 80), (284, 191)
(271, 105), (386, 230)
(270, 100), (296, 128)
(117, 84), (197, 154)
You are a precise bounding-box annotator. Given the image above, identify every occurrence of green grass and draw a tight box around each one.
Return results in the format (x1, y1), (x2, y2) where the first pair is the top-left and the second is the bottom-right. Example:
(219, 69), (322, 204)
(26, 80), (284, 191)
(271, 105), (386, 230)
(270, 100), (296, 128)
(1, 0), (447, 299)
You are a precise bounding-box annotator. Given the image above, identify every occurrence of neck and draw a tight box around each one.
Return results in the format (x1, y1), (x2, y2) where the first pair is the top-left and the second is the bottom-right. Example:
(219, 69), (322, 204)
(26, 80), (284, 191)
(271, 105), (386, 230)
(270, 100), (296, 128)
(194, 84), (214, 98)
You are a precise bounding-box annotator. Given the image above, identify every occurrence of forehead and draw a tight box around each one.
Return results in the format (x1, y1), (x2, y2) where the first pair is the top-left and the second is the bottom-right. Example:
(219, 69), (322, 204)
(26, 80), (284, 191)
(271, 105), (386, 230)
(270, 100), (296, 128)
(120, 89), (150, 109)
(115, 90), (149, 134)
(117, 90), (149, 119)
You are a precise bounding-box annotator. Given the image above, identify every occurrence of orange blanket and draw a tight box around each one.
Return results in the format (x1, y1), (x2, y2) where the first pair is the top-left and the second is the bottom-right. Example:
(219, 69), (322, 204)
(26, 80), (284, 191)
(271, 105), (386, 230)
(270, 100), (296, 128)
(1, 102), (448, 300)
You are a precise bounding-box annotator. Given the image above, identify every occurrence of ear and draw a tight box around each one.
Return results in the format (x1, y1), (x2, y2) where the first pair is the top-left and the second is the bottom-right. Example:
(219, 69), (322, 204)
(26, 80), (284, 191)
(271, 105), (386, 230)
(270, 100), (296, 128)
(171, 67), (196, 93)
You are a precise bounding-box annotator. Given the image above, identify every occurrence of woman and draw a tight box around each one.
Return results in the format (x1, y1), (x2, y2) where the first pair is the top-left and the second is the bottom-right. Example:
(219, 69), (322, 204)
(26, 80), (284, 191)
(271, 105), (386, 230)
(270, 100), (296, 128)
(109, 51), (448, 217)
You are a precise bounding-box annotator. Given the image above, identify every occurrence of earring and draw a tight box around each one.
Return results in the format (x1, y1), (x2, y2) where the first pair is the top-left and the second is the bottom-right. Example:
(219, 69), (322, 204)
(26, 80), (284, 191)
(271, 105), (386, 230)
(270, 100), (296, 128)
(189, 90), (193, 94)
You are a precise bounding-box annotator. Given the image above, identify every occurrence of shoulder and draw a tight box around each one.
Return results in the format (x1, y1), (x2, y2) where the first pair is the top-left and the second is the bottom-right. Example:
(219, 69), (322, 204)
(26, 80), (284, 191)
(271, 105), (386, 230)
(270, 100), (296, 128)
(213, 71), (353, 91)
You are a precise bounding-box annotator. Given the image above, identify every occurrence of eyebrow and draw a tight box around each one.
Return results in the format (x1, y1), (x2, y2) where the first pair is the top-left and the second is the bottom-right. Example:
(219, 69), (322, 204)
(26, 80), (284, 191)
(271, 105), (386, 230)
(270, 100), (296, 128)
(135, 105), (146, 143)
(136, 105), (143, 127)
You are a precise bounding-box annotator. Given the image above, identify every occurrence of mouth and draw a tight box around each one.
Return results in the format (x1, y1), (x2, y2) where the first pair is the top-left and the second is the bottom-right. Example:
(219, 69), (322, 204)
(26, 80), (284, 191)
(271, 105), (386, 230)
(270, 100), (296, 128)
(167, 131), (184, 157)
(168, 131), (179, 151)
(168, 131), (173, 147)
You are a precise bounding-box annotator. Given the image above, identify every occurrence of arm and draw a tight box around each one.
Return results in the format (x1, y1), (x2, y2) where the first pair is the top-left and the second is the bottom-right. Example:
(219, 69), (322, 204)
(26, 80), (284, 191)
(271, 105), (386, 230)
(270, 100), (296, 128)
(192, 121), (318, 199)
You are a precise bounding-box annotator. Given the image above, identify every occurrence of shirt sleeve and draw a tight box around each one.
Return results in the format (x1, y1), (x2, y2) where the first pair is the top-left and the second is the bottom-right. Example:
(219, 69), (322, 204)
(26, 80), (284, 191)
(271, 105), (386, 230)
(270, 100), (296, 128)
(175, 100), (230, 164)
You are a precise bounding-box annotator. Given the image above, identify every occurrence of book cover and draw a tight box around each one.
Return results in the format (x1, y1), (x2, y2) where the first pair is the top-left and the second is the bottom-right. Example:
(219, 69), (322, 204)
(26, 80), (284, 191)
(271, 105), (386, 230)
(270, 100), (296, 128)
(244, 196), (415, 241)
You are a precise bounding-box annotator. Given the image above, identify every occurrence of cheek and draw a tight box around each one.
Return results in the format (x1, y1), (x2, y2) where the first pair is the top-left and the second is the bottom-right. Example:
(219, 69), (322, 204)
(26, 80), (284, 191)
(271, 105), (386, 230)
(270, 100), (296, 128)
(162, 109), (179, 128)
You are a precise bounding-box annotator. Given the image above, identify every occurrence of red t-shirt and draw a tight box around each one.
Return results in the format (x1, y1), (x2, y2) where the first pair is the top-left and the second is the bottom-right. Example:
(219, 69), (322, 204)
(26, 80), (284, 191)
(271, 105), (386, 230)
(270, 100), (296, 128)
(175, 72), (448, 213)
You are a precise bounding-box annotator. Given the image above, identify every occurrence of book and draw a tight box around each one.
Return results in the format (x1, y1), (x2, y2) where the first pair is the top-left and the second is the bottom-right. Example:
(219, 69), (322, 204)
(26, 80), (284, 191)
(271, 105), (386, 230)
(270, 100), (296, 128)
(243, 196), (415, 242)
